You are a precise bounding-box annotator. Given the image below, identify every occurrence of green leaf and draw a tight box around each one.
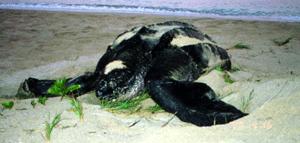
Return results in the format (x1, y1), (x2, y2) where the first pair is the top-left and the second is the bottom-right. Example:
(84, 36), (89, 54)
(38, 96), (48, 105)
(215, 65), (223, 72)
(224, 73), (234, 84)
(51, 113), (62, 127)
(66, 85), (81, 93)
(47, 78), (67, 96)
(99, 91), (151, 113)
(45, 113), (61, 141)
(232, 43), (250, 49)
(45, 122), (51, 140)
(146, 104), (163, 113)
(48, 86), (59, 95)
(31, 100), (37, 108)
(272, 37), (293, 46)
(47, 78), (81, 100)
(1, 101), (14, 109)
(55, 79), (67, 88)
(69, 98), (84, 121)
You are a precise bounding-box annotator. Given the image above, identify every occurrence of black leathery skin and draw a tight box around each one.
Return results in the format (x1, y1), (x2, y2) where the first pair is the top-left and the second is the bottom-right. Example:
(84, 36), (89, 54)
(19, 21), (247, 126)
(148, 79), (247, 126)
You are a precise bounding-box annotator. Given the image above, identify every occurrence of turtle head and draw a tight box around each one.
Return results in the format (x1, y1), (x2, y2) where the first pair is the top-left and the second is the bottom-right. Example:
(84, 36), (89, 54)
(95, 60), (144, 100)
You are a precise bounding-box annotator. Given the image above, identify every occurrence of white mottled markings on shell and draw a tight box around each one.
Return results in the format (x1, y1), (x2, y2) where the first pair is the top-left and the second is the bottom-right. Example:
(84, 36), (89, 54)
(170, 35), (217, 47)
(104, 60), (127, 75)
(202, 44), (222, 67)
(112, 27), (142, 48)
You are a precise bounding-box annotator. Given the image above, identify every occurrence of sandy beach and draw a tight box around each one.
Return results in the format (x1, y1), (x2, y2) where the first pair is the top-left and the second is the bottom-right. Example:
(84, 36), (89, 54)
(0, 10), (300, 143)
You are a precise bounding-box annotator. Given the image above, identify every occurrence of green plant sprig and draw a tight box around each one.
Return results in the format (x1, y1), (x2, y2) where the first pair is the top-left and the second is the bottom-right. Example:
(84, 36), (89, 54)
(47, 78), (81, 100)
(224, 72), (235, 84)
(1, 101), (14, 109)
(45, 113), (62, 142)
(272, 37), (293, 46)
(232, 43), (250, 49)
(146, 104), (163, 113)
(240, 89), (254, 112)
(31, 100), (37, 108)
(214, 65), (224, 72)
(100, 91), (150, 113)
(38, 96), (48, 105)
(69, 98), (84, 121)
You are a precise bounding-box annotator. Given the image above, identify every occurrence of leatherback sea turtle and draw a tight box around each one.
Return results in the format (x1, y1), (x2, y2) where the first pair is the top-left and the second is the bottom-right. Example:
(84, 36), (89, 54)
(18, 21), (247, 126)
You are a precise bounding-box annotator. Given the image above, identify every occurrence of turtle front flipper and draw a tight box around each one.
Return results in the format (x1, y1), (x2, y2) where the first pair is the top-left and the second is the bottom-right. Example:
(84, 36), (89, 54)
(16, 78), (55, 99)
(147, 79), (247, 126)
(16, 72), (97, 99)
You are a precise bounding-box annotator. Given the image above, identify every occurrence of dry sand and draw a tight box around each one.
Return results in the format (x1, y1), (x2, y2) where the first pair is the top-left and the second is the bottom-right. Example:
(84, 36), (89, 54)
(0, 10), (300, 143)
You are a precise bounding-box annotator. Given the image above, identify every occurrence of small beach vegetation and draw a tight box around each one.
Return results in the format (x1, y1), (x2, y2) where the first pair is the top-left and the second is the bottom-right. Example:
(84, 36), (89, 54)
(230, 65), (241, 72)
(240, 89), (254, 112)
(1, 101), (14, 109)
(44, 113), (62, 142)
(146, 104), (163, 113)
(47, 78), (81, 100)
(100, 91), (150, 113)
(232, 43), (250, 49)
(224, 72), (234, 84)
(69, 98), (84, 121)
(31, 100), (37, 108)
(214, 65), (224, 72)
(272, 37), (293, 46)
(38, 96), (48, 105)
